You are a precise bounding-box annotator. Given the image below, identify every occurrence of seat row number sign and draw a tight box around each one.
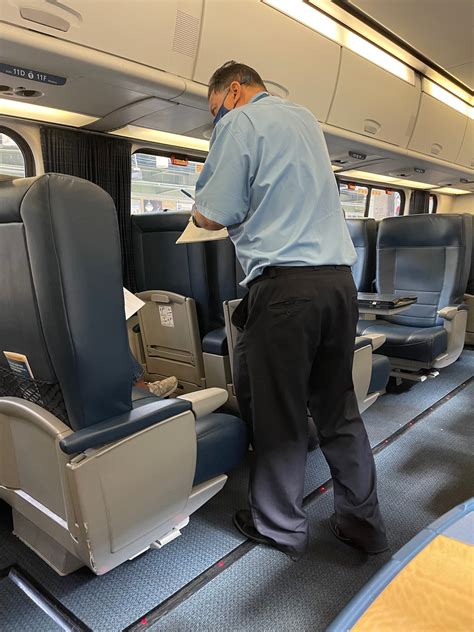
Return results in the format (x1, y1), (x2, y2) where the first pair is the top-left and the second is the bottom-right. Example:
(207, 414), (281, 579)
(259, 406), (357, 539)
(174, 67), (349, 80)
(0, 63), (67, 86)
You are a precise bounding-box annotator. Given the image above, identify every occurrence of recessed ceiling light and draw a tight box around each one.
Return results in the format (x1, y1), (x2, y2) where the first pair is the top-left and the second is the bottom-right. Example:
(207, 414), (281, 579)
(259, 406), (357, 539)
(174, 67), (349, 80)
(0, 97), (97, 126)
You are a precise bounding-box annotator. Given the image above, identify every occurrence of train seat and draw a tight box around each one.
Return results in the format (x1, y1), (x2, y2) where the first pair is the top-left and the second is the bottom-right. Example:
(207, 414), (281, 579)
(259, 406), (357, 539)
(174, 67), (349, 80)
(132, 212), (224, 391)
(358, 214), (472, 374)
(346, 218), (377, 291)
(0, 175), (247, 576)
(464, 225), (474, 345)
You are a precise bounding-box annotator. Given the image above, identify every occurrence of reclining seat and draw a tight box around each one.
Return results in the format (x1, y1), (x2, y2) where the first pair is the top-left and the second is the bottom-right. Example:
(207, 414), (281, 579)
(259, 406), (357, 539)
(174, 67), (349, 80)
(358, 214), (472, 375)
(464, 226), (474, 345)
(0, 175), (247, 576)
(346, 218), (377, 291)
(132, 212), (217, 391)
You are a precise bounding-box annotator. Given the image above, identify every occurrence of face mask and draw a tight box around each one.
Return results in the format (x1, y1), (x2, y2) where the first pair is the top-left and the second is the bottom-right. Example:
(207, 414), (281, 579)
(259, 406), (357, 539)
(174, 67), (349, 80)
(213, 88), (231, 127)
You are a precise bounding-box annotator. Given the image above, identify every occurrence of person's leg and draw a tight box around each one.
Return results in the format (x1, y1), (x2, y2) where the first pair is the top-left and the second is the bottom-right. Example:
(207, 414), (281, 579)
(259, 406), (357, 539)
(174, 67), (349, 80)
(242, 275), (319, 555)
(307, 271), (387, 552)
(129, 350), (178, 398)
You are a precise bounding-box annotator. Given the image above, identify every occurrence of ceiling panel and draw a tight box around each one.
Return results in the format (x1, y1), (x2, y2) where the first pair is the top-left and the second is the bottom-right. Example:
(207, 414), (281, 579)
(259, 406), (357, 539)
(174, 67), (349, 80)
(347, 0), (474, 89)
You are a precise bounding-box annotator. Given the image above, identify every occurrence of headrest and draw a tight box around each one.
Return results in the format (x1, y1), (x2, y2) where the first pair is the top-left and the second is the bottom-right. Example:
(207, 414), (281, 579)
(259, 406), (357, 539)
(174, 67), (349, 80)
(0, 176), (39, 223)
(378, 214), (471, 248)
(346, 218), (377, 247)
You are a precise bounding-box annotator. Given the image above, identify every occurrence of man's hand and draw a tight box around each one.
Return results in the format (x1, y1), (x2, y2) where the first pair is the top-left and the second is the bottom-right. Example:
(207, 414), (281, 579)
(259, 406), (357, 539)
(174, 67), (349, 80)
(192, 209), (225, 231)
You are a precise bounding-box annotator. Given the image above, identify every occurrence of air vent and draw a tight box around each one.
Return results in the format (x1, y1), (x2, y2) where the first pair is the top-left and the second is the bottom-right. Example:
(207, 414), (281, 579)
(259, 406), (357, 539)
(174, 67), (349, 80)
(172, 10), (200, 58)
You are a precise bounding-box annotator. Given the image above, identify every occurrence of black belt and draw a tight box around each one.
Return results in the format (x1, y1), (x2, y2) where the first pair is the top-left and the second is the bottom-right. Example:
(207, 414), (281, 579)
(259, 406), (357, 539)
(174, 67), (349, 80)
(248, 265), (350, 288)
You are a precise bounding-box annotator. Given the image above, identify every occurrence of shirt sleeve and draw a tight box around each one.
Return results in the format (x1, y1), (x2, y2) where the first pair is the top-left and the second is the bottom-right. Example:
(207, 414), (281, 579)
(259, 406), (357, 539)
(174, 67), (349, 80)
(194, 114), (252, 227)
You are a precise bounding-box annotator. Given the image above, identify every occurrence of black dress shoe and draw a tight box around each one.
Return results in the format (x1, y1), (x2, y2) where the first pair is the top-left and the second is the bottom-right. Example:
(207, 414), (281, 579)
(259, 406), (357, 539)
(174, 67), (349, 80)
(329, 514), (389, 555)
(233, 510), (303, 561)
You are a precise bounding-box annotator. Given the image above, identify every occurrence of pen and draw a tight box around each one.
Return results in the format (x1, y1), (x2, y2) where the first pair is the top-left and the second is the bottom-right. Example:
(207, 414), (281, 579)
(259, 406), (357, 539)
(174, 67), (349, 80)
(180, 189), (195, 201)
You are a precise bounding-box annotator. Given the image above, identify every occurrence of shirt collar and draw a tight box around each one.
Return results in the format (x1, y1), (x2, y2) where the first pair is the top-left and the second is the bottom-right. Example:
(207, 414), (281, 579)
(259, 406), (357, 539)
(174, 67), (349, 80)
(249, 91), (270, 103)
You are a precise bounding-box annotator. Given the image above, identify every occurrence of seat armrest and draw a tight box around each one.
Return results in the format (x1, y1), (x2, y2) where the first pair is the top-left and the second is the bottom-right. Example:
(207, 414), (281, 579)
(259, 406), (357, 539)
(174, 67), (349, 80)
(438, 305), (467, 321)
(178, 387), (228, 418)
(355, 336), (372, 351)
(363, 332), (387, 351)
(59, 399), (192, 454)
(202, 327), (228, 355)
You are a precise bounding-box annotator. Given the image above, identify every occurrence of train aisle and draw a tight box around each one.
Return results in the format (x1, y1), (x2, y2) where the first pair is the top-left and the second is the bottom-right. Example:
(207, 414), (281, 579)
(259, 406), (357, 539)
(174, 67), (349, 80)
(0, 351), (473, 631)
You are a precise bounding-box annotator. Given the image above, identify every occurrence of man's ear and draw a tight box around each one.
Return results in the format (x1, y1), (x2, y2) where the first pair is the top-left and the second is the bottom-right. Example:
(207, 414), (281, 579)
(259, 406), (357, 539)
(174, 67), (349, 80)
(230, 80), (241, 100)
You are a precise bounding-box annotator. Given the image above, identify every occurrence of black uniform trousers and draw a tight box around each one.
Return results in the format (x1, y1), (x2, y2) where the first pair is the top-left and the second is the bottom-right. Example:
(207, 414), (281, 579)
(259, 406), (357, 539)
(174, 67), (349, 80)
(232, 266), (387, 555)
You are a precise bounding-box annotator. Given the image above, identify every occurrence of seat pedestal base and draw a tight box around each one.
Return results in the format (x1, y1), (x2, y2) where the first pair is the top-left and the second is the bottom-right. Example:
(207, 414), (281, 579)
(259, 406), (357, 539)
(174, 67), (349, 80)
(12, 510), (83, 576)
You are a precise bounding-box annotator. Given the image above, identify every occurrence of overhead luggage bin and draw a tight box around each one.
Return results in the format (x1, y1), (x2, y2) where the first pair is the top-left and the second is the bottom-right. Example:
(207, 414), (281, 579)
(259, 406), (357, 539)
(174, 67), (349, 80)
(408, 81), (469, 164)
(327, 49), (421, 146)
(0, 0), (204, 80)
(456, 119), (474, 170)
(193, 0), (341, 123)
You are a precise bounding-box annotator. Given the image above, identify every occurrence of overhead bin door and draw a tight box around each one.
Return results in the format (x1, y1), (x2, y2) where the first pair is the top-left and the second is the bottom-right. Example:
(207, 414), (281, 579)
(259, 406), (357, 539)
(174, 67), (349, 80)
(193, 0), (340, 123)
(327, 49), (421, 146)
(408, 92), (468, 164)
(455, 119), (474, 170)
(0, 0), (203, 79)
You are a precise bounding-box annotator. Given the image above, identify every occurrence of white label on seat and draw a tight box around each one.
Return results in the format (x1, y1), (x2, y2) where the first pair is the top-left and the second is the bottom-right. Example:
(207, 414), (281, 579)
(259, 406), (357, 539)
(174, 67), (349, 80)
(159, 305), (175, 328)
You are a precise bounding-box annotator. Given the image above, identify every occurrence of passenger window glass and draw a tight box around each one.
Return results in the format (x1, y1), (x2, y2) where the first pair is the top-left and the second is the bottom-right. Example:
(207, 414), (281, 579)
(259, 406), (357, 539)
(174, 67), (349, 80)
(131, 152), (203, 214)
(0, 132), (26, 177)
(368, 188), (402, 219)
(339, 182), (368, 219)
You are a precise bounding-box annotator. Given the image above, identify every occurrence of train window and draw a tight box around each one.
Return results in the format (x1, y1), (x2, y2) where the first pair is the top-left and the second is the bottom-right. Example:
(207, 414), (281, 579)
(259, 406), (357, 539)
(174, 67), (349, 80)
(428, 194), (438, 214)
(131, 151), (204, 214)
(368, 187), (403, 219)
(339, 182), (369, 218)
(0, 128), (34, 177)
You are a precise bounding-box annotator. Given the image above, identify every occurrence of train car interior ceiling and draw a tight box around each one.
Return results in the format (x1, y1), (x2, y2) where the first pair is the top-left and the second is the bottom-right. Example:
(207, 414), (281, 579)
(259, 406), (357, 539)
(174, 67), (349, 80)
(0, 0), (473, 630)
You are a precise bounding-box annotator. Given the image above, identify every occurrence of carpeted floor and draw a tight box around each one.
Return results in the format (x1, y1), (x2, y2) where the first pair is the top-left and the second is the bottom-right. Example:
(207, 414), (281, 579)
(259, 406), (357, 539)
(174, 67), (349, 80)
(0, 351), (472, 631)
(149, 381), (474, 631)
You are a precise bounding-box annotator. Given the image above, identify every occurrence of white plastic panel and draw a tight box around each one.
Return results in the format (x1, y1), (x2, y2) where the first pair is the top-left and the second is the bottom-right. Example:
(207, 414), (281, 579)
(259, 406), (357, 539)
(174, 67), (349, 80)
(456, 119), (474, 169)
(327, 49), (421, 146)
(193, 0), (340, 122)
(0, 0), (203, 79)
(408, 93), (468, 163)
(133, 103), (212, 135)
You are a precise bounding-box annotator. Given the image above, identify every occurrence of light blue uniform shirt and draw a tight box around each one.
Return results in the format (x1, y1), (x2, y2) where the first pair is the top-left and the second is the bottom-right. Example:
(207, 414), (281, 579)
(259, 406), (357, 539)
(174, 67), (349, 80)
(195, 92), (357, 287)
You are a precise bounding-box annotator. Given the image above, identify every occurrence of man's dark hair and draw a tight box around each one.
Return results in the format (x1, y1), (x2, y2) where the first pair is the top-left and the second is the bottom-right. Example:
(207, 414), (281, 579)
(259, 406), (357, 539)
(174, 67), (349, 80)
(208, 61), (266, 98)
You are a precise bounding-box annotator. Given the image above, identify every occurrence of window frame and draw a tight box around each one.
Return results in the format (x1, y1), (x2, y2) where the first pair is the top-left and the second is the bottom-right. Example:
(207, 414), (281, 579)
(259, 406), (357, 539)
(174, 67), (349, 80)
(0, 126), (36, 177)
(337, 178), (405, 218)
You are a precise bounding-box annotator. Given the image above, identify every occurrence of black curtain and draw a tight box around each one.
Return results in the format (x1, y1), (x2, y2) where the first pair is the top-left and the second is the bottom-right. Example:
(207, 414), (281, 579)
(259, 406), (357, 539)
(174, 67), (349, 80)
(40, 126), (136, 290)
(409, 189), (430, 214)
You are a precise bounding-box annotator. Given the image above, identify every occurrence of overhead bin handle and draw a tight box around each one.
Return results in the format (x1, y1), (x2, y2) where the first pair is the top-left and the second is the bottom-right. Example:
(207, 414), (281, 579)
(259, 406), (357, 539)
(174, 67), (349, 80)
(430, 143), (443, 155)
(363, 119), (381, 135)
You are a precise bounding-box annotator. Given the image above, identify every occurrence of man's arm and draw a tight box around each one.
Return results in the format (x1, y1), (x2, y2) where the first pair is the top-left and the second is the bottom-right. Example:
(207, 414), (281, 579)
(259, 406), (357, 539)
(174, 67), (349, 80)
(192, 208), (225, 231)
(194, 115), (251, 229)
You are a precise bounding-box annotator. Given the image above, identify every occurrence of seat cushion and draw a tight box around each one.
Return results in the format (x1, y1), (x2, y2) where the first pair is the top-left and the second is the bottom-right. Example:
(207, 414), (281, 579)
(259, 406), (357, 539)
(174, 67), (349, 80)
(358, 319), (448, 363)
(369, 354), (390, 394)
(194, 413), (248, 486)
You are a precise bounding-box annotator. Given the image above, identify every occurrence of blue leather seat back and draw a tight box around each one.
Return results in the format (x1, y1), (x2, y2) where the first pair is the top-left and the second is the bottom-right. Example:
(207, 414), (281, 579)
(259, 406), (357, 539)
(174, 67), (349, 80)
(376, 214), (472, 327)
(132, 213), (212, 334)
(206, 238), (247, 325)
(0, 174), (133, 431)
(346, 218), (377, 291)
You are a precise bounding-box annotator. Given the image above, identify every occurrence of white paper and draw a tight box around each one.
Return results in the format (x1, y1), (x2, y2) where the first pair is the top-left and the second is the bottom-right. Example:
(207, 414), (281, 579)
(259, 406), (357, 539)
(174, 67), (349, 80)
(159, 305), (175, 328)
(123, 288), (146, 321)
(176, 219), (228, 244)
